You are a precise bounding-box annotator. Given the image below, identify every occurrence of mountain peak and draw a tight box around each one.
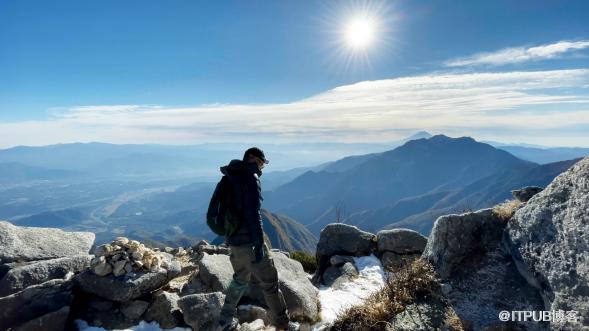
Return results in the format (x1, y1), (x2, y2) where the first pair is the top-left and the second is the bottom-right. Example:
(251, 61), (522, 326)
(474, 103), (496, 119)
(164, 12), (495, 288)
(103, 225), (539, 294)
(404, 131), (433, 141)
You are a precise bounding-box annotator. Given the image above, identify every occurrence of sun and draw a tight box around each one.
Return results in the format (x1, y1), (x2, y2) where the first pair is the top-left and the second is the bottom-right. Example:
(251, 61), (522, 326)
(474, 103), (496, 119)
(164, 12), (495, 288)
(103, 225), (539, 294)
(320, 1), (396, 72)
(345, 16), (376, 50)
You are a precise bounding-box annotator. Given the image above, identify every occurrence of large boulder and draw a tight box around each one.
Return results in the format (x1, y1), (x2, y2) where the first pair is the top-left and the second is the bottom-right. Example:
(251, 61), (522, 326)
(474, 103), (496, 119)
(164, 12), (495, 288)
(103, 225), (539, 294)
(13, 306), (70, 331)
(505, 156), (589, 328)
(0, 278), (73, 330)
(195, 253), (234, 292)
(178, 292), (225, 331)
(194, 251), (319, 322)
(74, 269), (170, 302)
(322, 262), (358, 288)
(0, 221), (95, 263)
(248, 252), (320, 322)
(145, 291), (182, 329)
(376, 228), (427, 254)
(315, 224), (376, 283)
(120, 300), (149, 320)
(0, 255), (91, 296)
(389, 296), (461, 331)
(423, 208), (546, 330)
(422, 208), (505, 278)
(511, 186), (543, 202)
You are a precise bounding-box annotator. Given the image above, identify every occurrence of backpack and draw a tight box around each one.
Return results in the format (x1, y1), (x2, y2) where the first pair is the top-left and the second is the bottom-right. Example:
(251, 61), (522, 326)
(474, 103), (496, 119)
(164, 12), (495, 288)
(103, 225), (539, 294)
(206, 175), (241, 236)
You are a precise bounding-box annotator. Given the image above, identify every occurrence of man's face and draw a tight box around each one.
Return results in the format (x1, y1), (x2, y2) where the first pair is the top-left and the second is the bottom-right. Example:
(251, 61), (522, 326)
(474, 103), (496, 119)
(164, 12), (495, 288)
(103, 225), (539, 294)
(248, 155), (266, 170)
(254, 156), (266, 170)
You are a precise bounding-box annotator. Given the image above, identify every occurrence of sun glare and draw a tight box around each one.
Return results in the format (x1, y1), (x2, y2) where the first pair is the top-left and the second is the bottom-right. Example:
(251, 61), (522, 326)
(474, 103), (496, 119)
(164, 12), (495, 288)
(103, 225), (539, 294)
(320, 1), (396, 73)
(345, 16), (376, 50)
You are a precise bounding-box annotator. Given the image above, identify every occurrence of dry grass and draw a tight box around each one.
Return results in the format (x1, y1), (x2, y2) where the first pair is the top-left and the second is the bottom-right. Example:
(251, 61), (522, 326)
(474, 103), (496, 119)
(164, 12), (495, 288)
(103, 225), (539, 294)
(492, 199), (522, 221)
(329, 259), (442, 331)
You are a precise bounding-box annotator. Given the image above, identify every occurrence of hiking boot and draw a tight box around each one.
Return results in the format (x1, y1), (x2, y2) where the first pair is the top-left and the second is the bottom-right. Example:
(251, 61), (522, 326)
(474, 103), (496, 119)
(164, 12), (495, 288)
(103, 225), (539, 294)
(217, 317), (239, 331)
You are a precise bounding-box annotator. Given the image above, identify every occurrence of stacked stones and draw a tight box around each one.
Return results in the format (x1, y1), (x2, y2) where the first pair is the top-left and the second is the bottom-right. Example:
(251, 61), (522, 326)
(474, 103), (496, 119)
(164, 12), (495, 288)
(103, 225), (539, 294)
(91, 237), (169, 277)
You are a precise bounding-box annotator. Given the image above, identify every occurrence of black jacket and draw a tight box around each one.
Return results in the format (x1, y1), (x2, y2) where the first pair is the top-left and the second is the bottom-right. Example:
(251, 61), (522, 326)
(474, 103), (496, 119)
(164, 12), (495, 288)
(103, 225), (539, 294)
(215, 159), (264, 246)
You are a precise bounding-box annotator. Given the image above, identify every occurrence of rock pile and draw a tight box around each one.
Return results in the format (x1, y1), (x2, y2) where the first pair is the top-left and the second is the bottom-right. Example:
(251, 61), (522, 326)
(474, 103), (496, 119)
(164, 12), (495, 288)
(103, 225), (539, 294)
(312, 223), (426, 286)
(90, 237), (172, 277)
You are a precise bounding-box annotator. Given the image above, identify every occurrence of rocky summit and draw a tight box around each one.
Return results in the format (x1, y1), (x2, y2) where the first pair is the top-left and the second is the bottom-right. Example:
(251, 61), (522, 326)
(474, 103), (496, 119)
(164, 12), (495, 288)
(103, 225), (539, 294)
(0, 156), (587, 330)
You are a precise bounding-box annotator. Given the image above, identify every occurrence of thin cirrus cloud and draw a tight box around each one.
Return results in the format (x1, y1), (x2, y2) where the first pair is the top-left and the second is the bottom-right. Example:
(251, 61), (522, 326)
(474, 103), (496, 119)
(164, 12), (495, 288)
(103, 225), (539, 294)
(1, 69), (589, 148)
(445, 40), (589, 67)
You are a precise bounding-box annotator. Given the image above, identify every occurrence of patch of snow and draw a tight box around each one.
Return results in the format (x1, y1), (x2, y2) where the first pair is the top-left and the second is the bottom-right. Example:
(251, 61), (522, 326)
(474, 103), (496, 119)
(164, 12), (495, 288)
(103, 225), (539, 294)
(313, 254), (386, 330)
(75, 320), (191, 331)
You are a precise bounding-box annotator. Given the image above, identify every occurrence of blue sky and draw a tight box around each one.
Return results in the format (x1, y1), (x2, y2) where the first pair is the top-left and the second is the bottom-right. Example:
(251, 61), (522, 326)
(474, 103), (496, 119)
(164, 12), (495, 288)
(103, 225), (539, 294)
(1, 0), (589, 147)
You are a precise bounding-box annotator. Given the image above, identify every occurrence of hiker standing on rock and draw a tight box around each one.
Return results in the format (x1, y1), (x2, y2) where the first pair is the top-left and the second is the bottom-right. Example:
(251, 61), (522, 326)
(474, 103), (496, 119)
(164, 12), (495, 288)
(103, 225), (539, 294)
(208, 147), (292, 331)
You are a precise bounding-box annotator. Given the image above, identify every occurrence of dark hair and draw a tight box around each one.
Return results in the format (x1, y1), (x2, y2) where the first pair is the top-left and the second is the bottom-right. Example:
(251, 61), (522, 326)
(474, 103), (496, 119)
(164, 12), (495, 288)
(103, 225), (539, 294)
(243, 147), (269, 164)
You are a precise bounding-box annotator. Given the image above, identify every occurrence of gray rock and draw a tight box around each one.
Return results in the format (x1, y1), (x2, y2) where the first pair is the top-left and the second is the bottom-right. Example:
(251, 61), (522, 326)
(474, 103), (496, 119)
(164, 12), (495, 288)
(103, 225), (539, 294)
(376, 228), (427, 254)
(199, 244), (231, 255)
(73, 294), (138, 330)
(13, 306), (70, 331)
(511, 186), (544, 202)
(0, 278), (73, 330)
(329, 255), (355, 266)
(441, 247), (547, 330)
(380, 252), (420, 272)
(120, 300), (149, 320)
(271, 248), (290, 258)
(88, 295), (114, 312)
(0, 261), (36, 281)
(315, 223), (376, 283)
(248, 251), (319, 322)
(322, 262), (358, 288)
(240, 319), (266, 331)
(74, 269), (169, 302)
(0, 221), (95, 263)
(423, 206), (547, 330)
(422, 208), (505, 278)
(237, 304), (270, 325)
(197, 253), (234, 292)
(194, 240), (209, 250)
(440, 283), (452, 296)
(190, 251), (319, 322)
(0, 255), (91, 296)
(79, 309), (138, 330)
(388, 297), (462, 331)
(506, 157), (589, 329)
(145, 291), (182, 329)
(178, 292), (225, 331)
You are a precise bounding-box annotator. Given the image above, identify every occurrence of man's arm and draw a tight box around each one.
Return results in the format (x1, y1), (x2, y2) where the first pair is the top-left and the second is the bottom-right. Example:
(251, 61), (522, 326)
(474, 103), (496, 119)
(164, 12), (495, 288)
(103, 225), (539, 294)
(241, 173), (264, 247)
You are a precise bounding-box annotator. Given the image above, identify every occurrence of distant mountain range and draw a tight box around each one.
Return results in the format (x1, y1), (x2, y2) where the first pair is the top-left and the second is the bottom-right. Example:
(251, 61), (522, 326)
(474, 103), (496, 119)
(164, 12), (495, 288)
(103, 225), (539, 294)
(1, 132), (585, 249)
(492, 145), (589, 164)
(264, 135), (582, 235)
(0, 141), (396, 180)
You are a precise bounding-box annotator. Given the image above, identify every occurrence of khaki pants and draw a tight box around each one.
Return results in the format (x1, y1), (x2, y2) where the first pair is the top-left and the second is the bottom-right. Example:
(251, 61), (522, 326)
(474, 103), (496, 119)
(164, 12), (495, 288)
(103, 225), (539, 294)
(219, 243), (289, 326)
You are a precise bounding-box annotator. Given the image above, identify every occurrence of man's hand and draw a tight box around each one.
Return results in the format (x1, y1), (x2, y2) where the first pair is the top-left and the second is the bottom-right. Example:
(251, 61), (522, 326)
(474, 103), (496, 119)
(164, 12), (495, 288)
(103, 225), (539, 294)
(252, 244), (265, 264)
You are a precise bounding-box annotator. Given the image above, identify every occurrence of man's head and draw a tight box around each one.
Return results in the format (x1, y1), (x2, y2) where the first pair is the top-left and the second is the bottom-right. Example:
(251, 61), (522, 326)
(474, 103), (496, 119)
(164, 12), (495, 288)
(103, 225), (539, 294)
(243, 147), (269, 171)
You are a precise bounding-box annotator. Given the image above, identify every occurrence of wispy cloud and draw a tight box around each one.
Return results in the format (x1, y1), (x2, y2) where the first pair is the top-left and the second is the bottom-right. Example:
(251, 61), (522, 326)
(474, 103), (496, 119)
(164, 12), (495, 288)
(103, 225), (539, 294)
(1, 69), (589, 148)
(445, 40), (589, 67)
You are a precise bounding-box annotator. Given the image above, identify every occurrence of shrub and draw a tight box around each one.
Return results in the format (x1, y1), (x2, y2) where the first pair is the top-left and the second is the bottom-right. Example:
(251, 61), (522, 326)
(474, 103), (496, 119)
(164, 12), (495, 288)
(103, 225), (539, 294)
(290, 251), (317, 274)
(492, 199), (521, 221)
(330, 259), (463, 331)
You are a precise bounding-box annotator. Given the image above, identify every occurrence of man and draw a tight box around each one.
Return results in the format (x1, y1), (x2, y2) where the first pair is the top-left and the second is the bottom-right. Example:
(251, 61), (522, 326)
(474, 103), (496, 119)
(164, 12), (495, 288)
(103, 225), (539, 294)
(214, 147), (291, 331)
